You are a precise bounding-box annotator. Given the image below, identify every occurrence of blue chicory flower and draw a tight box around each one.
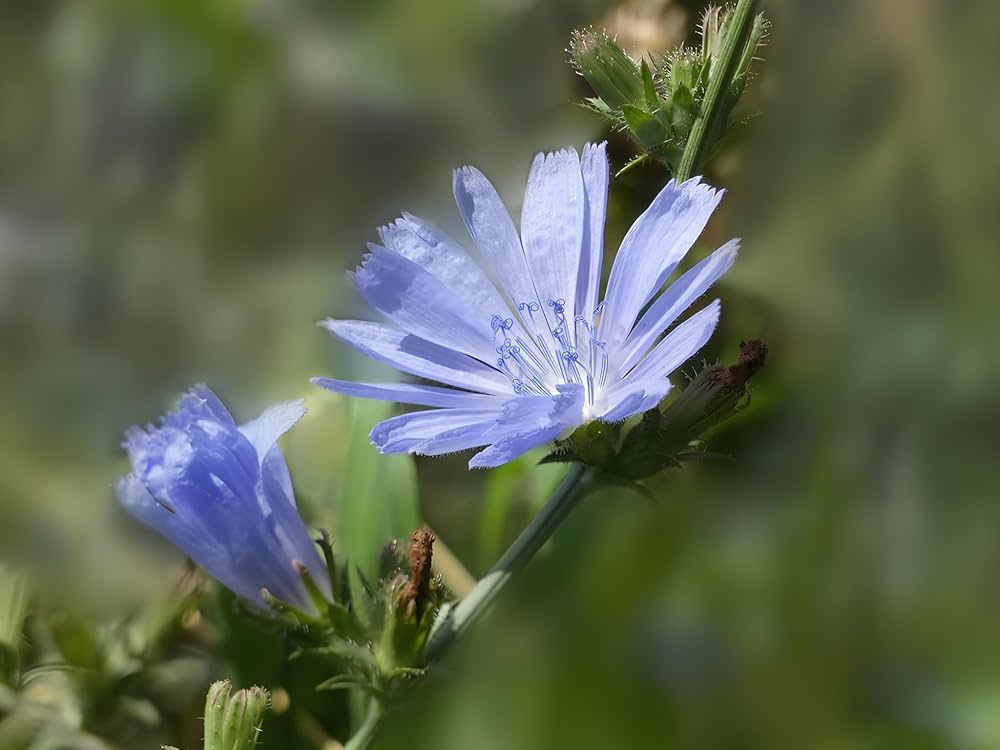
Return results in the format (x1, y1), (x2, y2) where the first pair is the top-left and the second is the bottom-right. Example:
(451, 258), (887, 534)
(315, 143), (737, 468)
(117, 385), (332, 613)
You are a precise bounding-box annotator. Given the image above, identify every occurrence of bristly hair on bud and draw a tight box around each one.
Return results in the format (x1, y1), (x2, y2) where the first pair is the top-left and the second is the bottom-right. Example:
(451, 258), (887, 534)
(204, 680), (271, 750)
(569, 4), (768, 176)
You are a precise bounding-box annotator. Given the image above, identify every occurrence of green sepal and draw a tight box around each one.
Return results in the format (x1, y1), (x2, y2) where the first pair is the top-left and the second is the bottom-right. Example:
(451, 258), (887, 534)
(640, 58), (660, 111)
(622, 104), (670, 149)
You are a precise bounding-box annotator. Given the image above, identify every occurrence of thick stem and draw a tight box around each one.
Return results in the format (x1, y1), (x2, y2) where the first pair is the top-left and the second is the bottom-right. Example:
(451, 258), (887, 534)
(675, 0), (759, 182)
(344, 698), (382, 750)
(425, 464), (593, 663)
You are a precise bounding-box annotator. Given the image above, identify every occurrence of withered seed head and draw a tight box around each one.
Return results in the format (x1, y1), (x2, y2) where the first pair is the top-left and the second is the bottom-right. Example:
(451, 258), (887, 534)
(401, 527), (435, 622)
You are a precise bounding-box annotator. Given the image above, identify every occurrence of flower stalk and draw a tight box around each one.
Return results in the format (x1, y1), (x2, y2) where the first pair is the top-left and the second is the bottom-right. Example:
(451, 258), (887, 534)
(425, 463), (592, 662)
(676, 0), (760, 181)
(344, 698), (383, 750)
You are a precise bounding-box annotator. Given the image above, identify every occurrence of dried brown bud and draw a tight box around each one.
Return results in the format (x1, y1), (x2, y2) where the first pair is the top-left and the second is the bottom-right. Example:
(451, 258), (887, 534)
(716, 339), (768, 390)
(401, 527), (435, 623)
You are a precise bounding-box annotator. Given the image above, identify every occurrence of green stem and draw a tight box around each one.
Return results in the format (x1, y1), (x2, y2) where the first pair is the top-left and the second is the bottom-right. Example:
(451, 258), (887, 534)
(675, 0), (759, 182)
(425, 463), (593, 663)
(344, 698), (382, 750)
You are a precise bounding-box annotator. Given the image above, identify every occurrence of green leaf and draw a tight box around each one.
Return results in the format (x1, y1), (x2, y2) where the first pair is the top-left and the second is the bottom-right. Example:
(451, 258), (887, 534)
(537, 452), (579, 466)
(640, 58), (660, 111)
(301, 639), (380, 675)
(671, 84), (696, 134)
(622, 104), (670, 149)
(615, 152), (653, 177)
(335, 399), (420, 622)
(315, 674), (371, 693)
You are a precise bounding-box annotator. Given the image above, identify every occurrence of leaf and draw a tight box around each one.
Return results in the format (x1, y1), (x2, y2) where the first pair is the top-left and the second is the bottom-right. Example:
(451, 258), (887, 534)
(538, 452), (579, 466)
(640, 58), (660, 111)
(299, 639), (379, 674)
(615, 152), (653, 177)
(622, 104), (670, 149)
(335, 399), (420, 622)
(671, 84), (697, 133)
(315, 675), (371, 693)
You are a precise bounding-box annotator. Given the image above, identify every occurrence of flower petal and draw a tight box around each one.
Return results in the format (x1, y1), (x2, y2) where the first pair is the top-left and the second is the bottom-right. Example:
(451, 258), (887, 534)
(312, 378), (504, 409)
(379, 213), (514, 320)
(520, 148), (585, 319)
(621, 300), (721, 384)
(600, 177), (723, 350)
(116, 475), (275, 609)
(320, 319), (511, 396)
(616, 239), (738, 372)
(453, 165), (538, 308)
(468, 384), (584, 468)
(577, 141), (609, 319)
(353, 245), (498, 363)
(162, 384), (236, 429)
(596, 378), (672, 422)
(238, 400), (307, 466)
(370, 407), (504, 454)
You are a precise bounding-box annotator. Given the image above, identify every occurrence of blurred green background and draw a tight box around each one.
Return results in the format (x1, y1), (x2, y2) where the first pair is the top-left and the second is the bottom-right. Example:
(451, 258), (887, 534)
(2, 0), (1000, 747)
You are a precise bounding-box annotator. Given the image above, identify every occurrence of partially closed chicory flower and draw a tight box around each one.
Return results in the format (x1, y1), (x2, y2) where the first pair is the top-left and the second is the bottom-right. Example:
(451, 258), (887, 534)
(116, 385), (331, 614)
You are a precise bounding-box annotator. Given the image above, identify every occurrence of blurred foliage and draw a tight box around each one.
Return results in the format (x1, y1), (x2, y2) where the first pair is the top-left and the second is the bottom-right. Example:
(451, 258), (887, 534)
(2, 0), (1000, 748)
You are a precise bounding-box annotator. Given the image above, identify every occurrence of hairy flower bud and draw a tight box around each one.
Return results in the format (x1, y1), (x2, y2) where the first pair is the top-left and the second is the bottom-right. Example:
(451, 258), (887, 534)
(612, 339), (768, 478)
(570, 5), (768, 176)
(204, 680), (270, 750)
(569, 28), (645, 111)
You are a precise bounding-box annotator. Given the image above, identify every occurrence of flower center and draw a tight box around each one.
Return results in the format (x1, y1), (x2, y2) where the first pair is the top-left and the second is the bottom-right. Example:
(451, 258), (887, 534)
(490, 299), (609, 404)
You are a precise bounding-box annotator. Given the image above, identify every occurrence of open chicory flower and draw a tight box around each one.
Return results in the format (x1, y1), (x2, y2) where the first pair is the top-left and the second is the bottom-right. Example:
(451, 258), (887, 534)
(315, 143), (737, 468)
(117, 385), (331, 614)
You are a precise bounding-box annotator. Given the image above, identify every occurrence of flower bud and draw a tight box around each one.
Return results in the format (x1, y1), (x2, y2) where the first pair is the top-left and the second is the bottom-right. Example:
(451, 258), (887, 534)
(204, 680), (270, 750)
(613, 339), (767, 478)
(569, 28), (644, 111)
(571, 5), (768, 176)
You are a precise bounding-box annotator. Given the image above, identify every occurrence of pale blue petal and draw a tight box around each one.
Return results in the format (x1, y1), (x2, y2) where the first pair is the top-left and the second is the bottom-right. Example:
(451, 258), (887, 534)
(312, 378), (504, 409)
(577, 142), (609, 319)
(622, 300), (721, 384)
(468, 384), (584, 469)
(596, 378), (673, 423)
(453, 166), (539, 308)
(616, 239), (738, 372)
(379, 213), (514, 321)
(353, 245), (498, 363)
(520, 148), (585, 319)
(163, 384), (235, 429)
(320, 319), (511, 396)
(409, 413), (512, 456)
(370, 407), (504, 454)
(600, 177), (723, 351)
(238, 399), (307, 465)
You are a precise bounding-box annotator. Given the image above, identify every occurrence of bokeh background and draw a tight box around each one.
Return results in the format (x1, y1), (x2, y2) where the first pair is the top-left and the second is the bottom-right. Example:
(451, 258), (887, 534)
(2, 0), (1000, 747)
